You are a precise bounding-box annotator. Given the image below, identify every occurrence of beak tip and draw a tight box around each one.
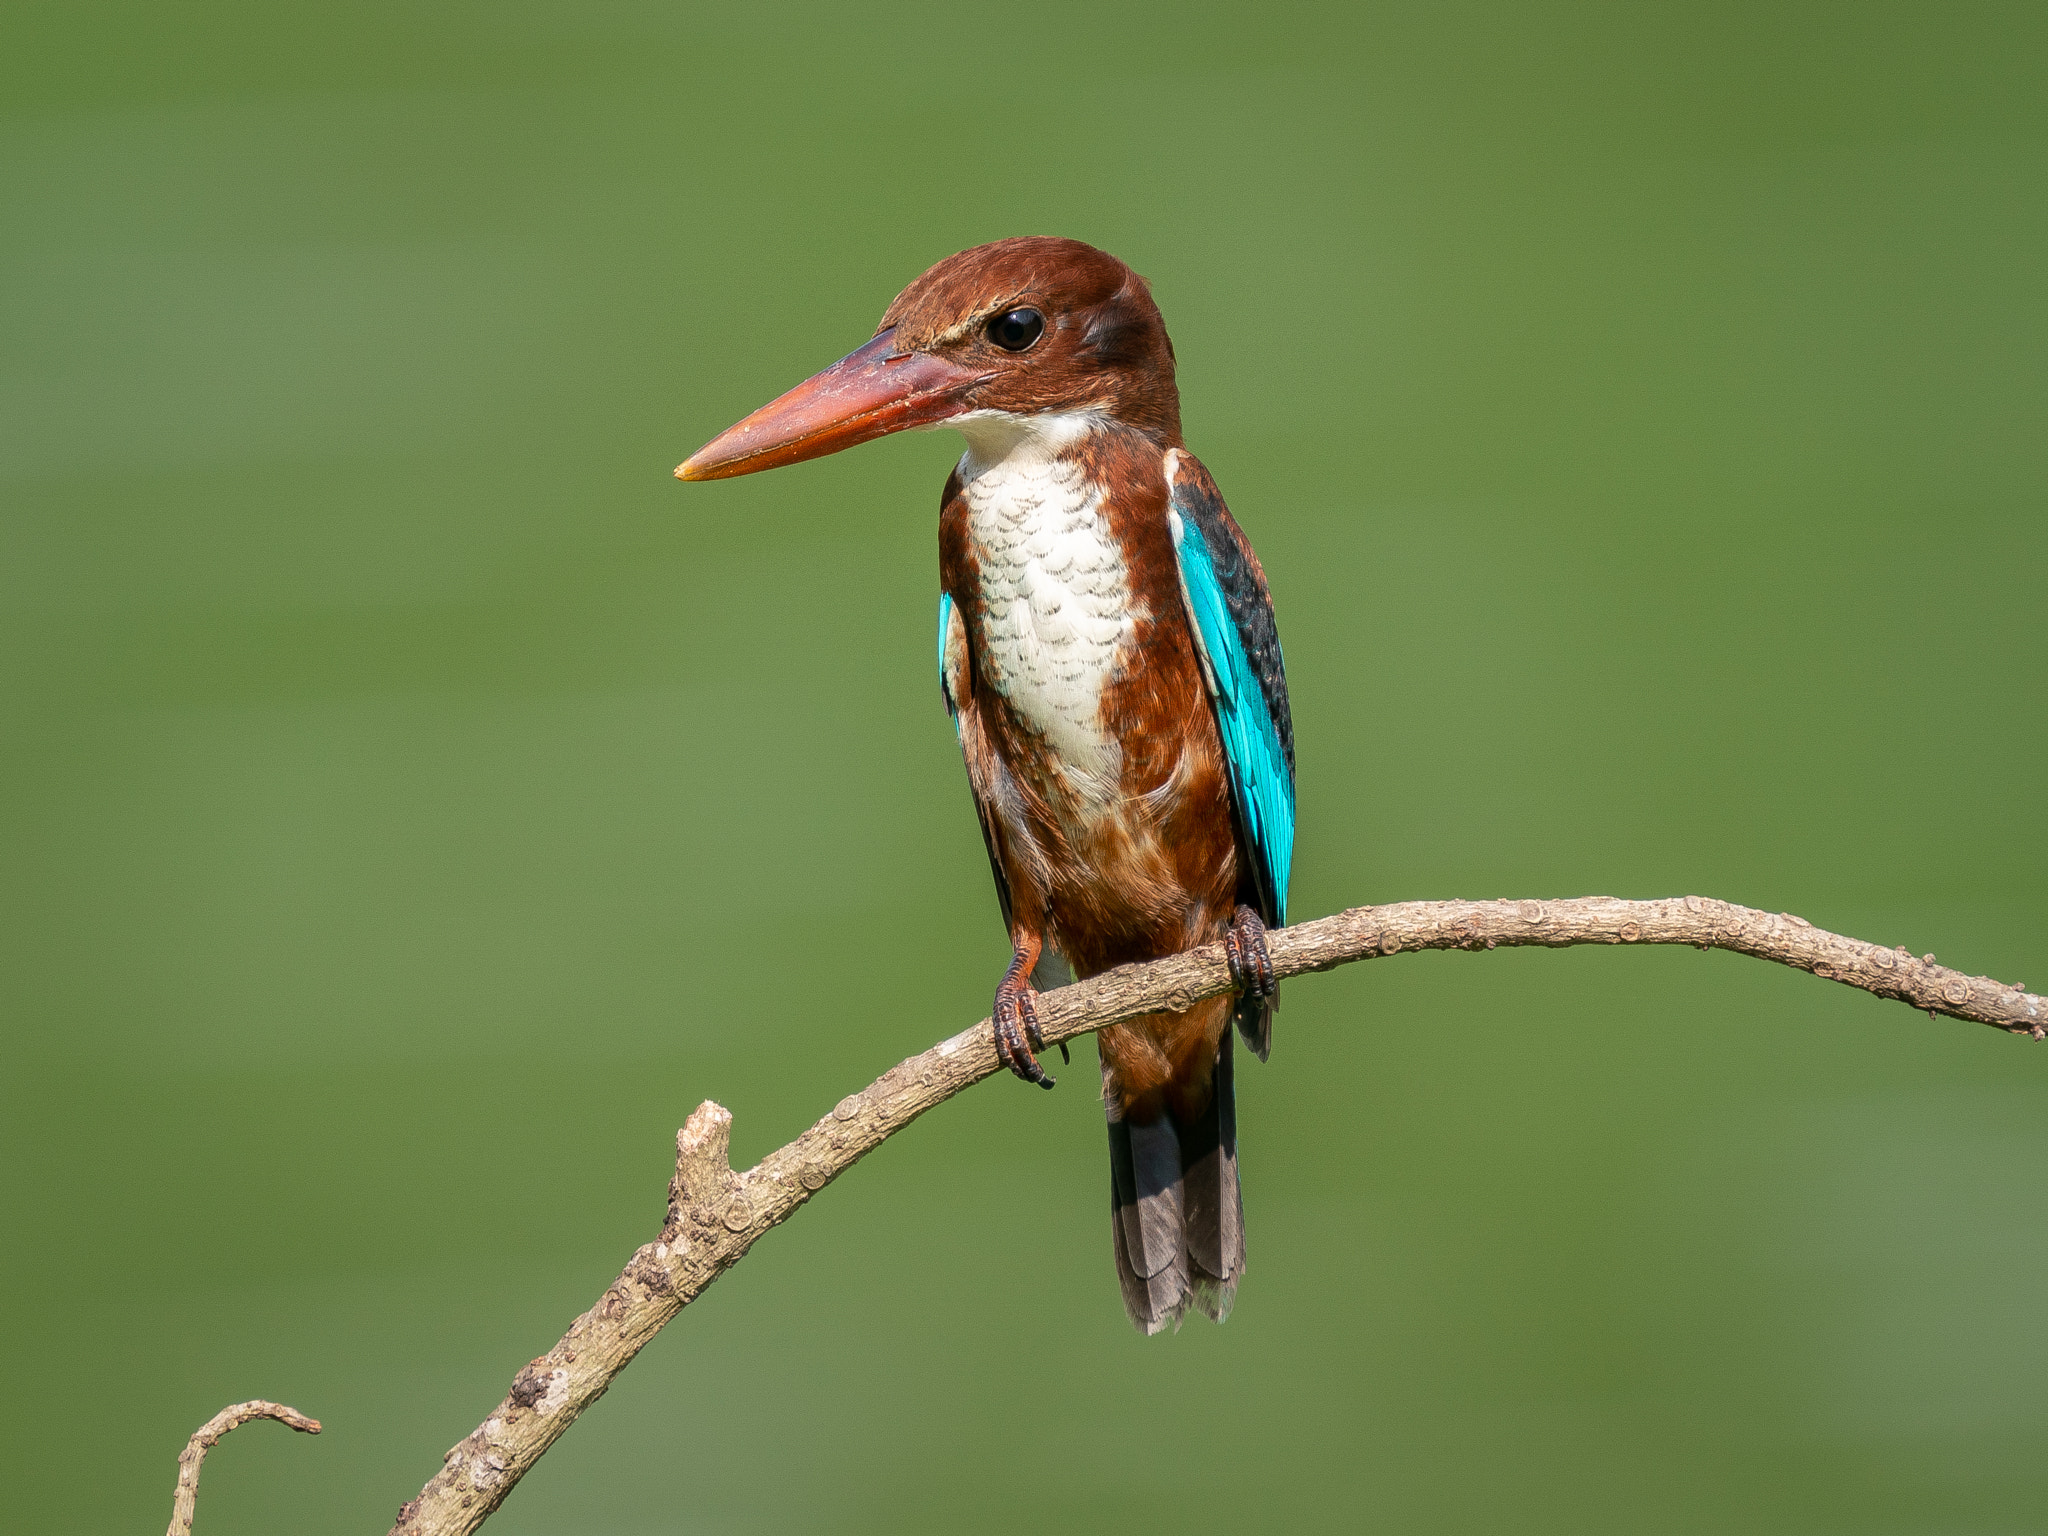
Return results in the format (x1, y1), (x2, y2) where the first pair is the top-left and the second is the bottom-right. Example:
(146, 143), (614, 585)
(674, 459), (701, 481)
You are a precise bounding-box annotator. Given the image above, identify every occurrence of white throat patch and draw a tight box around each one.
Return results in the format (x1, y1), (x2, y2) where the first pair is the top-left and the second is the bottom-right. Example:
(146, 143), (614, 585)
(953, 411), (1136, 806)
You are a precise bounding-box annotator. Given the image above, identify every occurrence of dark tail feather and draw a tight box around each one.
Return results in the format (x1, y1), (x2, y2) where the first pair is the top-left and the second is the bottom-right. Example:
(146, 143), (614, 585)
(1235, 986), (1275, 1062)
(1107, 1034), (1245, 1334)
(1180, 1031), (1245, 1320)
(1030, 948), (1073, 992)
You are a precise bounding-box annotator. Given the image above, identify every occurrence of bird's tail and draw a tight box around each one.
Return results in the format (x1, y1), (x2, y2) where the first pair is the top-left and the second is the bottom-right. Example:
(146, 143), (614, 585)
(1106, 1031), (1245, 1334)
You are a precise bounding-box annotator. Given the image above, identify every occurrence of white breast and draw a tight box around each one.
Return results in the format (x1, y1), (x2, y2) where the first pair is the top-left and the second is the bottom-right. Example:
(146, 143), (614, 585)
(954, 411), (1139, 806)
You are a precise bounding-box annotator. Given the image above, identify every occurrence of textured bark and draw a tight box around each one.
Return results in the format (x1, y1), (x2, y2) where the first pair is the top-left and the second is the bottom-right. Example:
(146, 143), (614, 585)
(166, 1400), (320, 1536)
(379, 895), (2038, 1536)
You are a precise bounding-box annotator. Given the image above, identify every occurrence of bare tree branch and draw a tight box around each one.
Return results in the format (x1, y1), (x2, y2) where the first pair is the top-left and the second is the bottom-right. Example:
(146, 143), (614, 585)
(166, 1400), (320, 1536)
(387, 895), (2041, 1535)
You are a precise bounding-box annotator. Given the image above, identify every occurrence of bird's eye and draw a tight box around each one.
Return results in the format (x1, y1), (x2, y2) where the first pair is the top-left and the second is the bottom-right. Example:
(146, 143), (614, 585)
(986, 307), (1045, 352)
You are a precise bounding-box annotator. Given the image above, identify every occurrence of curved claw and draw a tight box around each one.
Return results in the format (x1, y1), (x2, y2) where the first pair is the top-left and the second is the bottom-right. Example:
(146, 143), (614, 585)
(1028, 1010), (1071, 1066)
(993, 979), (1056, 1089)
(1225, 905), (1277, 999)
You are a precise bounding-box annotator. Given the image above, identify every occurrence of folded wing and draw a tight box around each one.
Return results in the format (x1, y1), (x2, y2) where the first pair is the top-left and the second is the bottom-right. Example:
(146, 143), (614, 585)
(1167, 451), (1296, 1054)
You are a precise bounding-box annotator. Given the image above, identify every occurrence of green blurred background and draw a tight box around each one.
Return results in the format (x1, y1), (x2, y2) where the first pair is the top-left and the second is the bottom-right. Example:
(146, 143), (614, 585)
(4, 2), (2044, 1530)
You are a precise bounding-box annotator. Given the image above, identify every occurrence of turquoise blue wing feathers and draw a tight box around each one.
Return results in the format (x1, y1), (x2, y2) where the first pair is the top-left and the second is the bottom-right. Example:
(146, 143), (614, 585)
(1168, 454), (1295, 928)
(937, 590), (955, 721)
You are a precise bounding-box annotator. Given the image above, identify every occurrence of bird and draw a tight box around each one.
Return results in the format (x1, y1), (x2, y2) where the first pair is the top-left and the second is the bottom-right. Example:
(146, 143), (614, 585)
(677, 237), (1294, 1333)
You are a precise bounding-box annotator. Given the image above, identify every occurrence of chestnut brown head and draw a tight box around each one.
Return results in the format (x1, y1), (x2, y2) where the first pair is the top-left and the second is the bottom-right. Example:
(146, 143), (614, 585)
(677, 237), (1181, 481)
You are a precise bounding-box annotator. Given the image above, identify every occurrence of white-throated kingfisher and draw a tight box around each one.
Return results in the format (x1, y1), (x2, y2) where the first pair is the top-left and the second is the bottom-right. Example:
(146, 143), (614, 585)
(678, 238), (1295, 1333)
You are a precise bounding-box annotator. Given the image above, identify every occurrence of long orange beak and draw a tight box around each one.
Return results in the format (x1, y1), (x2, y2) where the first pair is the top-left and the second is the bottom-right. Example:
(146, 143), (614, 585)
(676, 329), (991, 481)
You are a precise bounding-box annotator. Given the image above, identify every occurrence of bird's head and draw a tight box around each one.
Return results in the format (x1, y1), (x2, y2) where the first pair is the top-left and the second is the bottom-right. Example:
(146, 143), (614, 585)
(676, 236), (1180, 481)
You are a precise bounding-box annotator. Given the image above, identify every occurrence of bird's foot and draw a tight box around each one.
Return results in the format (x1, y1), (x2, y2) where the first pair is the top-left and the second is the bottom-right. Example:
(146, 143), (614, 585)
(993, 961), (1056, 1090)
(1225, 904), (1276, 1000)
